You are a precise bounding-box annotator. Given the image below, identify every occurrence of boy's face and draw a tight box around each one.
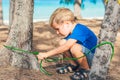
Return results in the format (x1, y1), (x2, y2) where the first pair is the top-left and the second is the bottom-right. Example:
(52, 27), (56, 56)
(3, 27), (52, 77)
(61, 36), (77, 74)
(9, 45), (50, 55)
(52, 21), (72, 37)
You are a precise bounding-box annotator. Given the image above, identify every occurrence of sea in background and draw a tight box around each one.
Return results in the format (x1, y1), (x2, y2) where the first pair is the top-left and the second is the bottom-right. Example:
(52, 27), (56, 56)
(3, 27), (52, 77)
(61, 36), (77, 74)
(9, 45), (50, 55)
(2, 0), (105, 24)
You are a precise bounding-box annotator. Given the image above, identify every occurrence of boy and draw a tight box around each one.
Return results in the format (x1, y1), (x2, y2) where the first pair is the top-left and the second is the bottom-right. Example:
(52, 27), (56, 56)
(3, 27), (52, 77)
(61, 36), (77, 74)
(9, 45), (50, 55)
(37, 8), (97, 80)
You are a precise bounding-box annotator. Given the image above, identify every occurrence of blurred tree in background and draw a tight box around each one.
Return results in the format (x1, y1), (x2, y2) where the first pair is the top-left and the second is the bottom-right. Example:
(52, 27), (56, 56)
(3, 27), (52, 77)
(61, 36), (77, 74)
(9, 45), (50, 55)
(60, 0), (97, 19)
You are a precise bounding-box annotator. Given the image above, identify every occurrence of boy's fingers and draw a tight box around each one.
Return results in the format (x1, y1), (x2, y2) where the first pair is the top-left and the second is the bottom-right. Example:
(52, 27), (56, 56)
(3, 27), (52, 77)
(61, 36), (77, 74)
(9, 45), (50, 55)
(38, 59), (43, 63)
(38, 58), (45, 63)
(38, 59), (41, 63)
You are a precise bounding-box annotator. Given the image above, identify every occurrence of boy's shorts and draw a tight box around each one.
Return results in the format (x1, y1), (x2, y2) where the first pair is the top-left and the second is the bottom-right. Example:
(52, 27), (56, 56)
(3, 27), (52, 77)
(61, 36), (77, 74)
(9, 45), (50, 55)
(82, 46), (94, 68)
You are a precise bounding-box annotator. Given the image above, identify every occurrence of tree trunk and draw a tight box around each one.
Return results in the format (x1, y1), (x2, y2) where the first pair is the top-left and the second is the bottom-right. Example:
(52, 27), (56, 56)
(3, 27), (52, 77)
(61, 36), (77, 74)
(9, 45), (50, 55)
(0, 0), (3, 25)
(102, 0), (108, 9)
(0, 0), (39, 70)
(9, 0), (15, 32)
(74, 0), (82, 19)
(89, 0), (120, 80)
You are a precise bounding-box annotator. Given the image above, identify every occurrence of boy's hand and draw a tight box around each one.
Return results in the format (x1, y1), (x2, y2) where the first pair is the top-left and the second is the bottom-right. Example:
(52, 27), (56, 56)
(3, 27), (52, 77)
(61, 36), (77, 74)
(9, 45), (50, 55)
(37, 52), (48, 61)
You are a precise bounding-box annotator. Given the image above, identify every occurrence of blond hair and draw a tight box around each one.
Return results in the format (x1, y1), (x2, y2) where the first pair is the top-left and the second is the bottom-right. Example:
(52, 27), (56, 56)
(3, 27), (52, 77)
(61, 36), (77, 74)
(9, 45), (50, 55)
(49, 8), (75, 27)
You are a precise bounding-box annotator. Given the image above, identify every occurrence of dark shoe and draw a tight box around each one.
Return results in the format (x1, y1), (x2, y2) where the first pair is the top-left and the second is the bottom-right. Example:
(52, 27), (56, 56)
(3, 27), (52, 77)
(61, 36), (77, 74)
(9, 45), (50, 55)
(70, 69), (89, 80)
(56, 64), (79, 74)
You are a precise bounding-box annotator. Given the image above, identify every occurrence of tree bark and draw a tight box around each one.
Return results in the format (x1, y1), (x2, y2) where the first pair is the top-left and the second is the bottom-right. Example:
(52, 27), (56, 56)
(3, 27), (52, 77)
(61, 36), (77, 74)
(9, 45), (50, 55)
(9, 0), (15, 32)
(74, 0), (82, 19)
(0, 0), (39, 70)
(0, 0), (3, 25)
(102, 0), (108, 9)
(89, 0), (120, 80)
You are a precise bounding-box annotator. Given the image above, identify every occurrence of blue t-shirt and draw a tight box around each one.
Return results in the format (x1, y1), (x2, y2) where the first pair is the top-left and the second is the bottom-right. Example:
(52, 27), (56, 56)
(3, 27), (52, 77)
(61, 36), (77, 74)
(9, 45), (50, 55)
(64, 23), (97, 54)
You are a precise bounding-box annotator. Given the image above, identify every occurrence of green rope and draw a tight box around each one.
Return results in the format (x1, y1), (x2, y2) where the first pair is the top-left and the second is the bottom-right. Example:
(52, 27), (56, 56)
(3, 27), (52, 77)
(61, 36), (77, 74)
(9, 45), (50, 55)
(4, 41), (114, 76)
(4, 45), (39, 55)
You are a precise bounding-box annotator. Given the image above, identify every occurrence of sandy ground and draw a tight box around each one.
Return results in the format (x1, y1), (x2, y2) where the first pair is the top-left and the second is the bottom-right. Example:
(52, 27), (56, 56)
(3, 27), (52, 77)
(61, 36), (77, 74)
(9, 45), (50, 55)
(0, 19), (120, 80)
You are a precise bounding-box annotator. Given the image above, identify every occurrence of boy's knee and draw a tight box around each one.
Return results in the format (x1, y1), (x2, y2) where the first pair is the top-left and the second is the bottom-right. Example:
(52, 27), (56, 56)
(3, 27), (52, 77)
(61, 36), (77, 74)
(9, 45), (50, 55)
(59, 39), (67, 46)
(70, 43), (82, 54)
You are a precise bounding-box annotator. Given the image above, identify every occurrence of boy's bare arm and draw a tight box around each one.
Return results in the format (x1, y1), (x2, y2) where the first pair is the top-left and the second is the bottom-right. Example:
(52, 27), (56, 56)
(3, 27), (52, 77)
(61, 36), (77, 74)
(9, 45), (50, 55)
(45, 39), (77, 57)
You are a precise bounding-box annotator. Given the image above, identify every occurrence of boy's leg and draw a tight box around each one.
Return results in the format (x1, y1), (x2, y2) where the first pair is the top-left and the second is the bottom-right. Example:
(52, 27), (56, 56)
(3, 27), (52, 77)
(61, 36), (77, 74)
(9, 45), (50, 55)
(59, 39), (78, 66)
(70, 43), (90, 70)
(56, 39), (79, 74)
(63, 51), (79, 66)
(70, 44), (92, 80)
